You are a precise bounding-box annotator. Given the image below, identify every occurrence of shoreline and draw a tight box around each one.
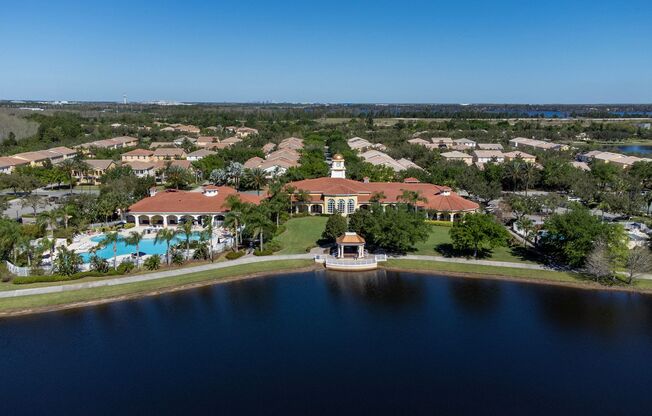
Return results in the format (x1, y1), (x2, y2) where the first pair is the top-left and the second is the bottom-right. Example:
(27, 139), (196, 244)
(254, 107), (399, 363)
(0, 264), (320, 318)
(381, 265), (652, 295)
(2, 260), (651, 317)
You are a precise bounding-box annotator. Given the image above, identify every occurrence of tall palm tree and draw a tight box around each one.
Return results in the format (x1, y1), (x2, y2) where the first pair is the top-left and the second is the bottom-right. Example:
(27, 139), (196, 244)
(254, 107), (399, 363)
(522, 162), (538, 196)
(247, 211), (272, 251)
(99, 231), (121, 270)
(59, 158), (90, 194)
(504, 159), (523, 193)
(154, 228), (177, 266)
(201, 215), (215, 262)
(247, 168), (268, 195)
(125, 231), (144, 268)
(224, 211), (242, 251)
(179, 221), (194, 260)
(59, 204), (77, 229)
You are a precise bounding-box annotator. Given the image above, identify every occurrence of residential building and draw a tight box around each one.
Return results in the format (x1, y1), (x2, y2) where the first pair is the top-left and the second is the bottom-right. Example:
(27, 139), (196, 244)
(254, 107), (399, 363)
(473, 150), (505, 164)
(453, 138), (476, 148)
(441, 151), (473, 165)
(123, 161), (156, 178)
(262, 142), (276, 154)
(75, 159), (116, 184)
(509, 137), (569, 151)
(477, 143), (504, 150)
(0, 156), (29, 174)
(152, 148), (187, 160)
(121, 149), (154, 162)
(503, 151), (536, 163)
(186, 149), (216, 161)
(196, 136), (218, 147)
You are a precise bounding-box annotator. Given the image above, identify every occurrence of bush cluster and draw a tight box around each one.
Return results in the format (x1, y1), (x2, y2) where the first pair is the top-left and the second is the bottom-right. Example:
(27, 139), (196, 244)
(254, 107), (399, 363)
(254, 248), (274, 256)
(225, 251), (246, 260)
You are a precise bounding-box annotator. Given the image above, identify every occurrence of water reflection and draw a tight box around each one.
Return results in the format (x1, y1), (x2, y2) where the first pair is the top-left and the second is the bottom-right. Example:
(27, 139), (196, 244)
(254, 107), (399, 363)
(324, 269), (425, 308)
(223, 276), (280, 315)
(531, 286), (652, 339)
(448, 278), (502, 315)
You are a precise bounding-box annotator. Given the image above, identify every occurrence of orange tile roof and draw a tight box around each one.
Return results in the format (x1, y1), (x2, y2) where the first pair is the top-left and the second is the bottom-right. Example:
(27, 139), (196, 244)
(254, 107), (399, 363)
(128, 187), (263, 214)
(336, 232), (365, 245)
(122, 149), (154, 156)
(287, 177), (478, 212)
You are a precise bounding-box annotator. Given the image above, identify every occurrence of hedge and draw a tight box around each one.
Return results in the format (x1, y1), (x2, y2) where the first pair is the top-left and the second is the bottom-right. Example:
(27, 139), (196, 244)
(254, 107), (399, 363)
(425, 220), (454, 227)
(13, 269), (123, 285)
(225, 251), (246, 260)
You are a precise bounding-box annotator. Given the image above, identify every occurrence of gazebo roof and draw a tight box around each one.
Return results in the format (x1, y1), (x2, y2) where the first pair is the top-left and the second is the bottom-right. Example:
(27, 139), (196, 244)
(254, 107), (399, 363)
(336, 232), (365, 245)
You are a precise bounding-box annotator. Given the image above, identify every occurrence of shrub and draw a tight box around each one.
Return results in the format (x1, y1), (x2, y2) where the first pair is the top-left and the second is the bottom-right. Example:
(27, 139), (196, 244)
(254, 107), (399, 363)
(171, 250), (185, 265)
(254, 248), (274, 256)
(14, 274), (83, 284)
(123, 223), (135, 229)
(265, 240), (282, 253)
(225, 250), (245, 260)
(275, 225), (287, 236)
(425, 220), (454, 227)
(144, 255), (161, 271)
(90, 255), (110, 273)
(117, 260), (135, 274)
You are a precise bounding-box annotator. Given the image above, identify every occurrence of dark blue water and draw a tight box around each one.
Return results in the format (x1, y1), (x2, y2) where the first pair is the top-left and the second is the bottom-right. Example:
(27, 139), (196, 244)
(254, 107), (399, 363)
(2, 270), (652, 415)
(612, 145), (652, 154)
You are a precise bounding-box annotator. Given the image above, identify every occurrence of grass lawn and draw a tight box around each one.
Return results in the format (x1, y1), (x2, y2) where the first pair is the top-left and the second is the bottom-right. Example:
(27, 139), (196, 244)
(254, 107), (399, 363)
(275, 216), (327, 254)
(413, 225), (537, 264)
(0, 259), (313, 313)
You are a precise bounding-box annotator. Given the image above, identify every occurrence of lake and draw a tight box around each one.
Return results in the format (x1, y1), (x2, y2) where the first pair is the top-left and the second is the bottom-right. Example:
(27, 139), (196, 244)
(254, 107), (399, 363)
(611, 145), (652, 155)
(2, 270), (652, 415)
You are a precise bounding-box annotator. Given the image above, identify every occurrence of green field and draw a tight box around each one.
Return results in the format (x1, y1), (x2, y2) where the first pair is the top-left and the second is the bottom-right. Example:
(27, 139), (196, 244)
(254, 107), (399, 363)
(275, 216), (327, 254)
(413, 225), (536, 264)
(0, 259), (313, 314)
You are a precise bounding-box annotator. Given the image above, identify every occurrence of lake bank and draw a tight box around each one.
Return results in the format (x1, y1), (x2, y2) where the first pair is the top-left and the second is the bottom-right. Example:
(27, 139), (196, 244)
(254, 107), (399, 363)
(2, 255), (652, 317)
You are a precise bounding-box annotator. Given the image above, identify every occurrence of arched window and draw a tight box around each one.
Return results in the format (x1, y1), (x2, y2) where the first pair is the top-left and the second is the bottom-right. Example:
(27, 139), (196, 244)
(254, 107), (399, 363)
(328, 199), (335, 214)
(347, 199), (355, 213)
(338, 199), (345, 213)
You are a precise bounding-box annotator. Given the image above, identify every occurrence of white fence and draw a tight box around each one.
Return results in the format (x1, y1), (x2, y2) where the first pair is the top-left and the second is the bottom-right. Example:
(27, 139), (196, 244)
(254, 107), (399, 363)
(5, 261), (52, 277)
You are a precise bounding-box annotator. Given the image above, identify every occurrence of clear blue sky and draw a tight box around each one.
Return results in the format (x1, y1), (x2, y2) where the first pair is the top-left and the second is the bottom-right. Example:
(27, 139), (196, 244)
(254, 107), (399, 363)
(1, 0), (651, 103)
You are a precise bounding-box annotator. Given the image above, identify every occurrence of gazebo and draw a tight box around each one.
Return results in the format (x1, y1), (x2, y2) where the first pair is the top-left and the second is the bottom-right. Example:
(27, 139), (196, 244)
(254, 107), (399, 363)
(335, 232), (366, 259)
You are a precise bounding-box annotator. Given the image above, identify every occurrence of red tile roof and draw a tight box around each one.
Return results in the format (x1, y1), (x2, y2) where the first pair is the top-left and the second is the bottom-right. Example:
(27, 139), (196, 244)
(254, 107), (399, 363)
(287, 177), (478, 212)
(128, 187), (263, 214)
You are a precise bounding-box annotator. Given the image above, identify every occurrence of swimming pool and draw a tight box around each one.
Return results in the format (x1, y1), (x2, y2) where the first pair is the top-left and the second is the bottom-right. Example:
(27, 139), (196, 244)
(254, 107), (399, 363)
(81, 233), (202, 262)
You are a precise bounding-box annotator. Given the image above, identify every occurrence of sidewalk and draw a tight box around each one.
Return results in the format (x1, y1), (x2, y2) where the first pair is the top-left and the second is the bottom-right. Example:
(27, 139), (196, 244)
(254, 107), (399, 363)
(0, 254), (314, 299)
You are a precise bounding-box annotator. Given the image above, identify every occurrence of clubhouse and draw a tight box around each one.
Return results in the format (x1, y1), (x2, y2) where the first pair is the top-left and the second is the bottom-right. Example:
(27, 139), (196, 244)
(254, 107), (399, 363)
(126, 155), (479, 226)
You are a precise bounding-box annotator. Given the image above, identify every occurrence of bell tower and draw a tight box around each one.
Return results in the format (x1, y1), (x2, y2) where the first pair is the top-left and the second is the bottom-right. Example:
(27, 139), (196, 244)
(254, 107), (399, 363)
(330, 154), (346, 178)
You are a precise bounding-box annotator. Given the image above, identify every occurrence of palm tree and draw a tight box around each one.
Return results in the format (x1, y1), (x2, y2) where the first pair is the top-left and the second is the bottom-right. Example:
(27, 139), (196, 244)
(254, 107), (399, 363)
(224, 211), (242, 251)
(154, 228), (177, 266)
(125, 231), (144, 268)
(294, 188), (311, 213)
(99, 231), (121, 270)
(370, 191), (386, 203)
(39, 237), (56, 269)
(59, 158), (90, 194)
(504, 159), (523, 192)
(179, 221), (194, 260)
(37, 210), (61, 238)
(247, 168), (267, 195)
(247, 211), (272, 251)
(59, 204), (77, 229)
(201, 215), (215, 262)
(522, 162), (538, 196)
(399, 190), (427, 213)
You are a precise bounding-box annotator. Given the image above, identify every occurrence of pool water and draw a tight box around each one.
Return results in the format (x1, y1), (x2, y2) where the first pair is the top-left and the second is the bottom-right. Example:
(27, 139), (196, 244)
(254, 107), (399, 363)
(81, 233), (202, 262)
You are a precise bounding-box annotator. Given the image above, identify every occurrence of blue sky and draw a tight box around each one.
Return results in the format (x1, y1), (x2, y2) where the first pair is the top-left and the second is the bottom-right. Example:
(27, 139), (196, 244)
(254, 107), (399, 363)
(1, 0), (651, 103)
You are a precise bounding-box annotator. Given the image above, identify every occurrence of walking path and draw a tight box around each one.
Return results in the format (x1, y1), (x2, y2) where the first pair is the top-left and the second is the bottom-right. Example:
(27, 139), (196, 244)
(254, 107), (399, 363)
(0, 254), (313, 299)
(1, 252), (650, 299)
